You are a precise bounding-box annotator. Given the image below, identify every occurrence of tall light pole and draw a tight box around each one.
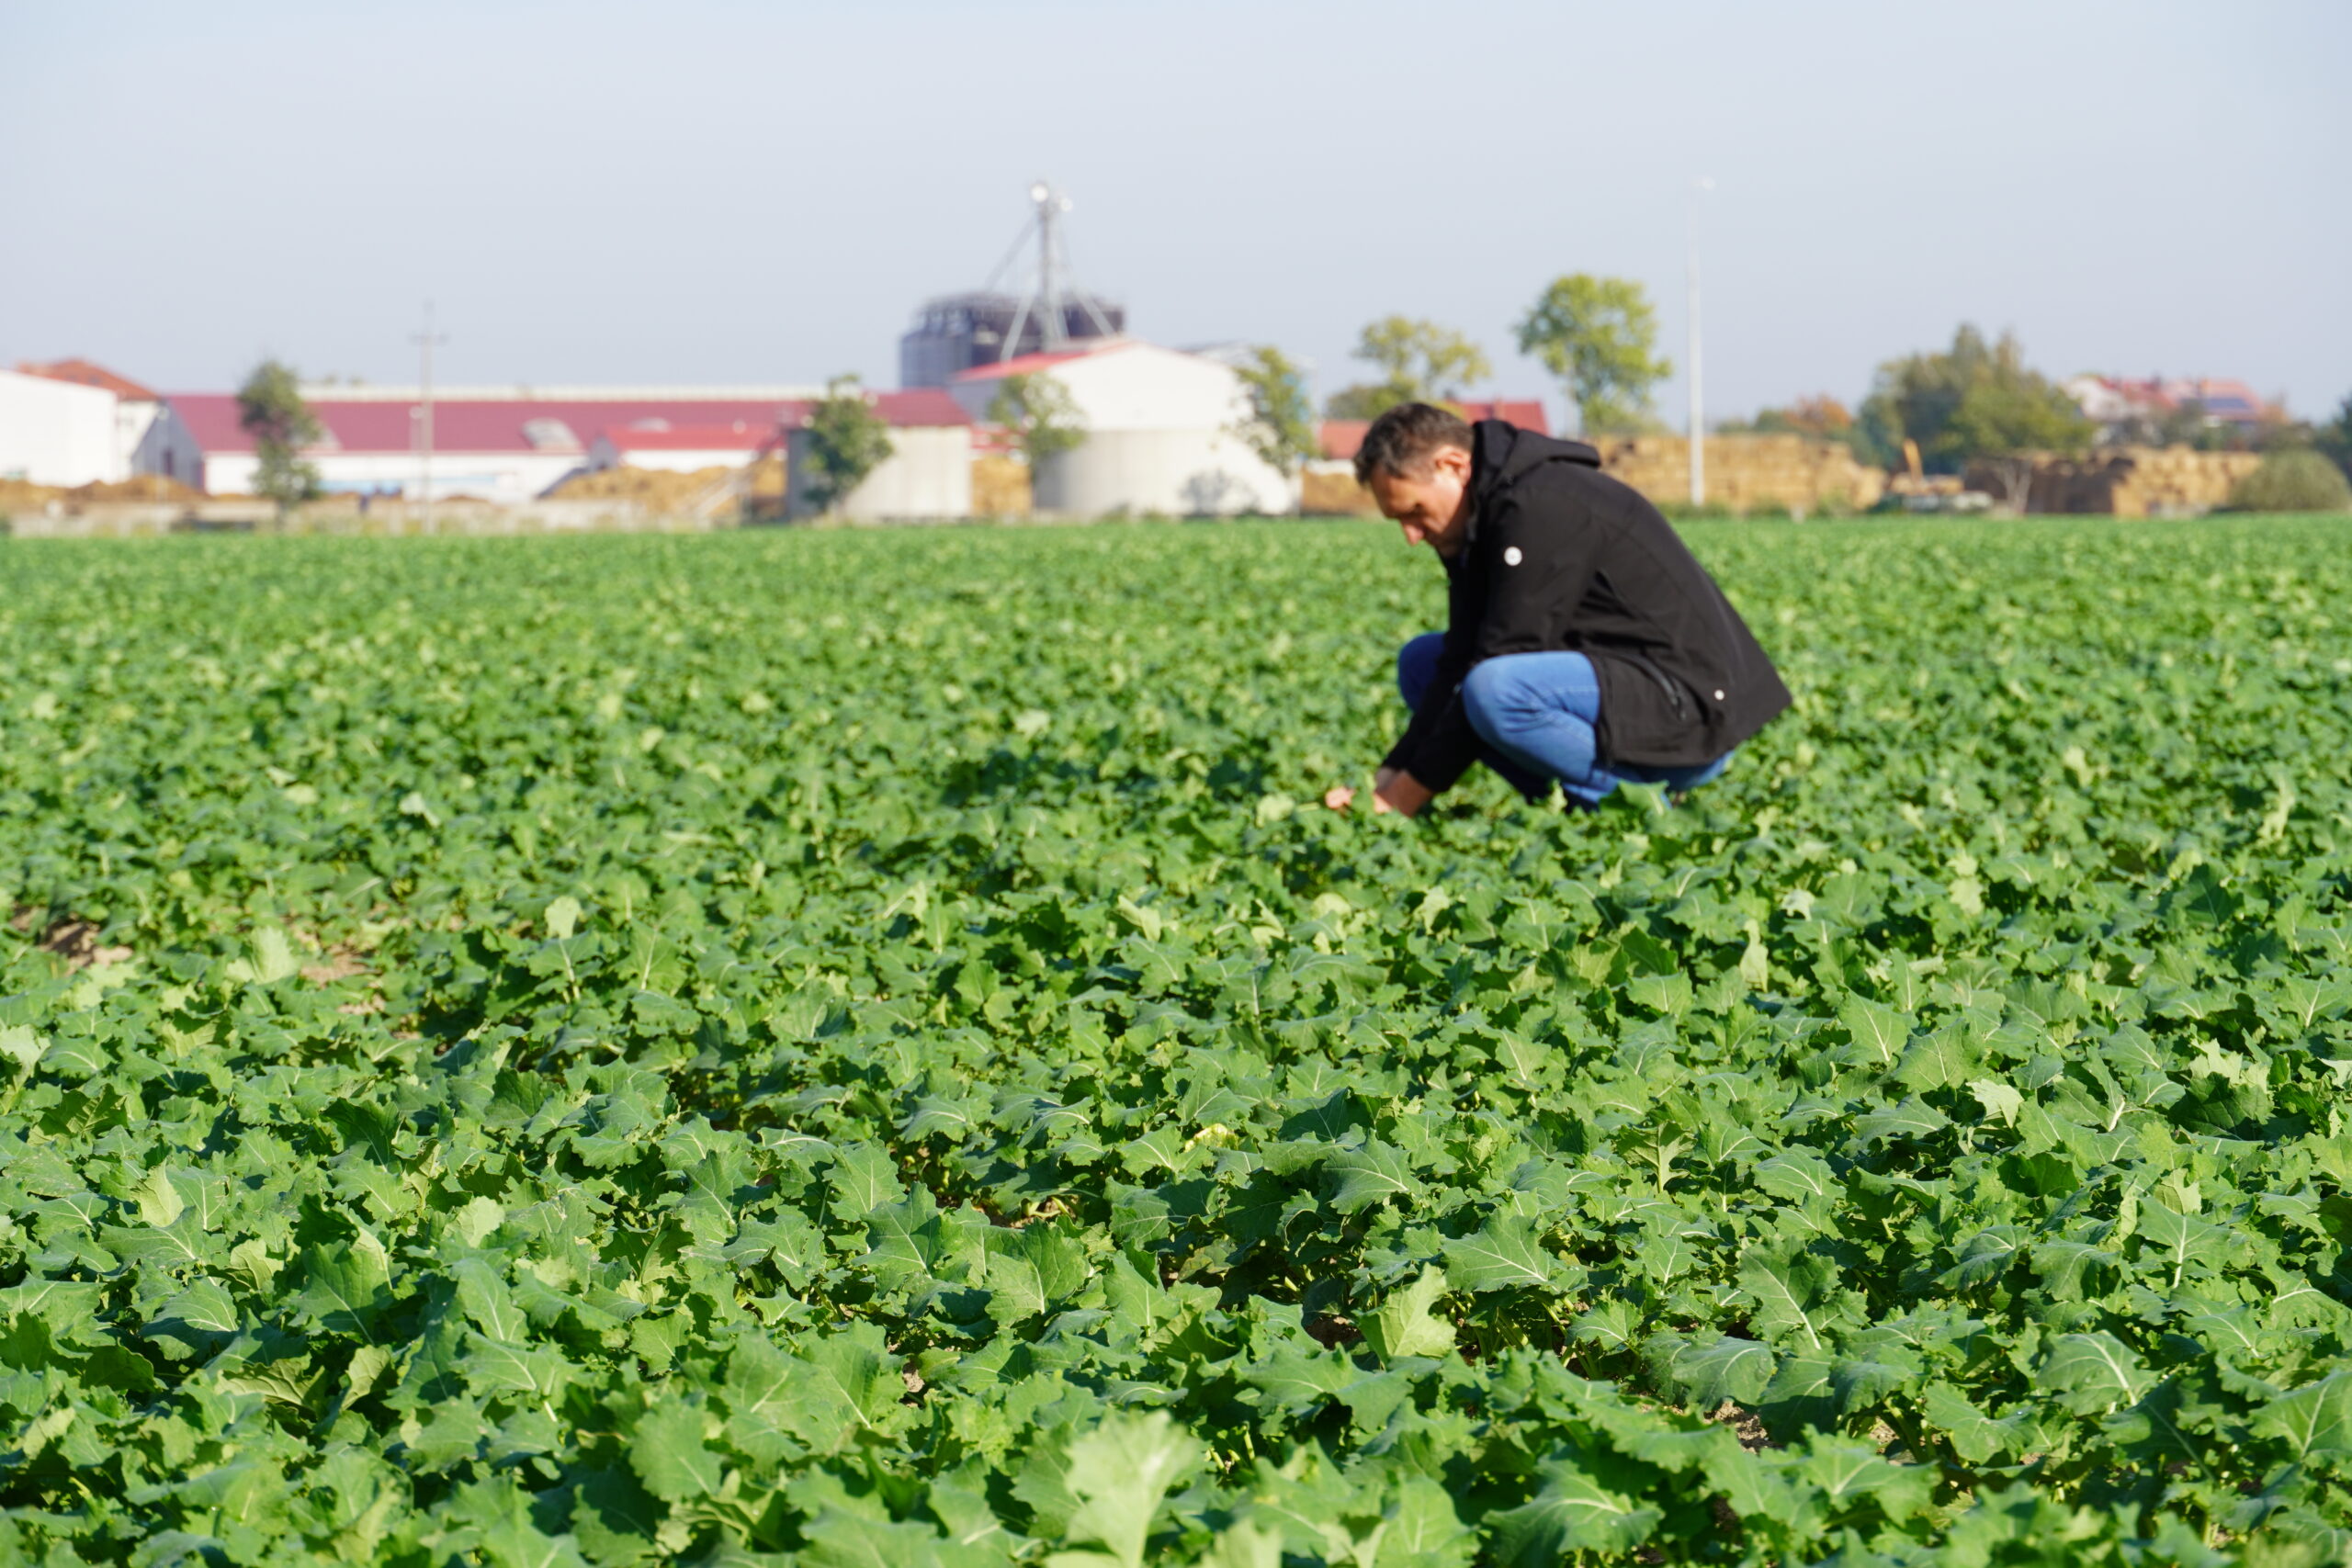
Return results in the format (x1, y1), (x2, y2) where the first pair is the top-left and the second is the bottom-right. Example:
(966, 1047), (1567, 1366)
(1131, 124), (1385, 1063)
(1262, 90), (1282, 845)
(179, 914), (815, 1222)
(1687, 176), (1713, 509)
(411, 301), (447, 531)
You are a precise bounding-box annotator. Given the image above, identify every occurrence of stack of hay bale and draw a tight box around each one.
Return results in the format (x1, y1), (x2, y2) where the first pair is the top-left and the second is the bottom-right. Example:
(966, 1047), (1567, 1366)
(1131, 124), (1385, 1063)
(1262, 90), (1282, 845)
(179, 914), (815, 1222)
(1589, 434), (1887, 514)
(1990, 447), (2267, 516)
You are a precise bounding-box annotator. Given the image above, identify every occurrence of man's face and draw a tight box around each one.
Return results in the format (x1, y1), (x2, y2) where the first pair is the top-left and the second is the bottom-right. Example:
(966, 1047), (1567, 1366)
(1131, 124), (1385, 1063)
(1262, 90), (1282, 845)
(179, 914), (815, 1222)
(1366, 446), (1472, 555)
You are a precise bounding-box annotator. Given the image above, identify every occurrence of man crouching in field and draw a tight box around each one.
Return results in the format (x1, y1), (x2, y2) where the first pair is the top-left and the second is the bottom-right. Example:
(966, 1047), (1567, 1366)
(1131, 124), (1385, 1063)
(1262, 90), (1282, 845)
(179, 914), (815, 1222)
(1326, 402), (1792, 818)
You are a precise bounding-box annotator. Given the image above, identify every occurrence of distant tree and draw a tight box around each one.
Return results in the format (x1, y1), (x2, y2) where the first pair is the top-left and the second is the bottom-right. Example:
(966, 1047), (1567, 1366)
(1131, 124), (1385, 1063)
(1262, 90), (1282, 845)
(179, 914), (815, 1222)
(799, 375), (896, 514)
(1944, 378), (2095, 512)
(1854, 324), (2000, 472)
(2316, 391), (2352, 479)
(1505, 276), (1674, 434)
(989, 372), (1088, 470)
(1325, 317), (1491, 419)
(236, 358), (322, 513)
(1515, 275), (1673, 436)
(2224, 449), (2352, 513)
(1230, 346), (1318, 501)
(1720, 394), (1855, 445)
(1855, 325), (2091, 507)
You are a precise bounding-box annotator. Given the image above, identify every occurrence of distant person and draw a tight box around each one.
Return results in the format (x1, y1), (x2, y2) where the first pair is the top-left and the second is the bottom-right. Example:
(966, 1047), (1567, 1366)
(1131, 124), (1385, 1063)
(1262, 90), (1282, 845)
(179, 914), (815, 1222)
(1325, 402), (1790, 818)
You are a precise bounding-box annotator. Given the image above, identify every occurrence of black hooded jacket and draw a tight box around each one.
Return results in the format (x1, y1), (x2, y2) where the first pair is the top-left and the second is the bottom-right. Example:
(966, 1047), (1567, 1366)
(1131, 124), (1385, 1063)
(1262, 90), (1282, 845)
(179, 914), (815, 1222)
(1381, 421), (1792, 793)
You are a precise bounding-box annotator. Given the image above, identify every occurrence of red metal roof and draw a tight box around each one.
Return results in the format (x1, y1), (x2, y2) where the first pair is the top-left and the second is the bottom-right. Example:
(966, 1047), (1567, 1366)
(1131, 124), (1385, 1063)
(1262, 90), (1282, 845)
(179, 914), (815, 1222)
(18, 358), (160, 401)
(168, 388), (968, 457)
(1317, 400), (1551, 460)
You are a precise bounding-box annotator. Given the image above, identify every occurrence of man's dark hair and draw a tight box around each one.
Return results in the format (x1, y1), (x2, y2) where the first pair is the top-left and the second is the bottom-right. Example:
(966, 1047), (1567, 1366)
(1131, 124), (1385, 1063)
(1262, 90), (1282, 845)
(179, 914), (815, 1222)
(1353, 401), (1473, 486)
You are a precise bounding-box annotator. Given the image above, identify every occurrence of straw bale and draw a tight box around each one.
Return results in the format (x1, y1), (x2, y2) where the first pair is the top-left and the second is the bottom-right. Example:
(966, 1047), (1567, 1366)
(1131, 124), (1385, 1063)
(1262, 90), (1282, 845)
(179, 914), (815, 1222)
(972, 456), (1031, 517)
(1301, 468), (1378, 517)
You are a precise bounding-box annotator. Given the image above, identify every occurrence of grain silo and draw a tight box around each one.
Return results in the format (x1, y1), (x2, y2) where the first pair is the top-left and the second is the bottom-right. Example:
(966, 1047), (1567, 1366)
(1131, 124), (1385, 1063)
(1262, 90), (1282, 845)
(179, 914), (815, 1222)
(899, 182), (1125, 389)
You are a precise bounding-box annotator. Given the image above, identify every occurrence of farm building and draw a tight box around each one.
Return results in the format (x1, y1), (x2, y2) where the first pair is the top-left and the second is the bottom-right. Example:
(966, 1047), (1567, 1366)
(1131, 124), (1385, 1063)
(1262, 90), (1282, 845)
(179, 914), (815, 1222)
(784, 389), (973, 520)
(0, 368), (119, 487)
(2, 359), (198, 487)
(590, 422), (775, 474)
(949, 339), (1291, 517)
(900, 291), (1125, 389)
(165, 385), (973, 508)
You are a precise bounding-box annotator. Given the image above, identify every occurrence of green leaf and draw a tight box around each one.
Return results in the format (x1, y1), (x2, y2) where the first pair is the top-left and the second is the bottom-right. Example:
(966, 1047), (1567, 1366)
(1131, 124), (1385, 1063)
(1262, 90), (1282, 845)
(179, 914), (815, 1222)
(1753, 1149), (1836, 1203)
(1326, 1139), (1423, 1214)
(829, 1143), (908, 1223)
(1363, 1265), (1454, 1364)
(770, 1325), (907, 1455)
(1240, 1343), (1357, 1418)
(292, 1240), (390, 1342)
(2253, 1369), (2352, 1461)
(1922, 1381), (2037, 1464)
(628, 1398), (721, 1502)
(1738, 1246), (1840, 1350)
(2040, 1331), (2152, 1416)
(1441, 1213), (1556, 1292)
(1047, 1410), (1198, 1568)
(1656, 1333), (1776, 1407)
(1486, 1454), (1660, 1561)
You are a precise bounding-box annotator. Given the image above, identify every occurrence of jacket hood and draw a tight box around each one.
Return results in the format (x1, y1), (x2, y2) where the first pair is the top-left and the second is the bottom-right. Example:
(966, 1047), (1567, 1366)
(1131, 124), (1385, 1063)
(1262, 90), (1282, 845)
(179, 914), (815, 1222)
(1472, 420), (1600, 499)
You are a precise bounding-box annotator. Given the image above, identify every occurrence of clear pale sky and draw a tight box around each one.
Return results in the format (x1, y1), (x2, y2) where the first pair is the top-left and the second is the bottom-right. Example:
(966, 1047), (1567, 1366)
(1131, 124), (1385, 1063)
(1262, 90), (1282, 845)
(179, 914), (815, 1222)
(4, 0), (2345, 424)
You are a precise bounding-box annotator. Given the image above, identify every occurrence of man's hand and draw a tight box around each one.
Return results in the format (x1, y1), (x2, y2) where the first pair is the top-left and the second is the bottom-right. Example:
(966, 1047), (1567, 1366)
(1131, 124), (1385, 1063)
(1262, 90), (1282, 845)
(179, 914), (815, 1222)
(1326, 767), (1432, 818)
(1374, 770), (1432, 818)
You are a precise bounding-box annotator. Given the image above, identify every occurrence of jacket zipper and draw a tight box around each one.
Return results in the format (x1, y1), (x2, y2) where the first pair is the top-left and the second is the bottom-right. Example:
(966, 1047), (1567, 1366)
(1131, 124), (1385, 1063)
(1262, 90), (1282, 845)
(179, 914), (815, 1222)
(1625, 653), (1692, 721)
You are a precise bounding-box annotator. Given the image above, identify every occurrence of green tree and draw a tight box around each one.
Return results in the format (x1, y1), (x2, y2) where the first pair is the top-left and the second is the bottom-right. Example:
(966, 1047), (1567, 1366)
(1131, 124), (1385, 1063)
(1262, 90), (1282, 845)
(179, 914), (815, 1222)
(1229, 346), (1317, 504)
(989, 372), (1087, 470)
(2316, 391), (2352, 479)
(236, 358), (322, 514)
(1325, 317), (1490, 419)
(1853, 324), (2003, 472)
(2225, 448), (2352, 513)
(1943, 377), (2094, 512)
(1855, 326), (2092, 507)
(1718, 394), (1856, 446)
(798, 375), (896, 515)
(1514, 275), (1672, 435)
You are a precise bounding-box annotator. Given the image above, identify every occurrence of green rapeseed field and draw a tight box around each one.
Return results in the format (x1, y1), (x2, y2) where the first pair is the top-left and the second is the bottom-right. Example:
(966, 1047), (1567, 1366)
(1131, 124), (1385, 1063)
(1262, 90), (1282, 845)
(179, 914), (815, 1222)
(3, 517), (2349, 1565)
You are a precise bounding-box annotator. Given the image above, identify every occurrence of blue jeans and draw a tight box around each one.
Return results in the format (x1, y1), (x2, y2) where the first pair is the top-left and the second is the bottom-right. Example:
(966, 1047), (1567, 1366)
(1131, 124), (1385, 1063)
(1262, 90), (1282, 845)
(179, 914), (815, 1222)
(1398, 633), (1733, 807)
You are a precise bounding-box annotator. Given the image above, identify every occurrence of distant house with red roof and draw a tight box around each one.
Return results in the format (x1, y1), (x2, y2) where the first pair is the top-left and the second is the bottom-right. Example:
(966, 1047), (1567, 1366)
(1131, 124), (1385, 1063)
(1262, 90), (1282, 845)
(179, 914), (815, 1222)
(1317, 400), (1551, 464)
(2065, 374), (2277, 443)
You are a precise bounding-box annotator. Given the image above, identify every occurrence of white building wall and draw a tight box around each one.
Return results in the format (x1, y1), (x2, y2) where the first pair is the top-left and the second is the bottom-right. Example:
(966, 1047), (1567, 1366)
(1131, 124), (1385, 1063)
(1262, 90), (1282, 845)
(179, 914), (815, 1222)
(953, 344), (1291, 516)
(1035, 429), (1291, 517)
(786, 425), (973, 520)
(202, 450), (585, 502)
(594, 445), (761, 474)
(0, 370), (124, 485)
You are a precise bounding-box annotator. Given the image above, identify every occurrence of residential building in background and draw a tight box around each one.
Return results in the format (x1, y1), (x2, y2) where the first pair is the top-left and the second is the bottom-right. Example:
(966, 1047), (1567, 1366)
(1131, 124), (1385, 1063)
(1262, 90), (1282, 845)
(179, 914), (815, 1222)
(2066, 374), (2274, 443)
(1316, 400), (1552, 466)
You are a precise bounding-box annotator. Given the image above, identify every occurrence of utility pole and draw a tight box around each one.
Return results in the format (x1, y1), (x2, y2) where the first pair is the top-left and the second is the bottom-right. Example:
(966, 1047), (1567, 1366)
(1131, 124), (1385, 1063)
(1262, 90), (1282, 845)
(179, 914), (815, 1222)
(1688, 177), (1713, 509)
(411, 301), (447, 530)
